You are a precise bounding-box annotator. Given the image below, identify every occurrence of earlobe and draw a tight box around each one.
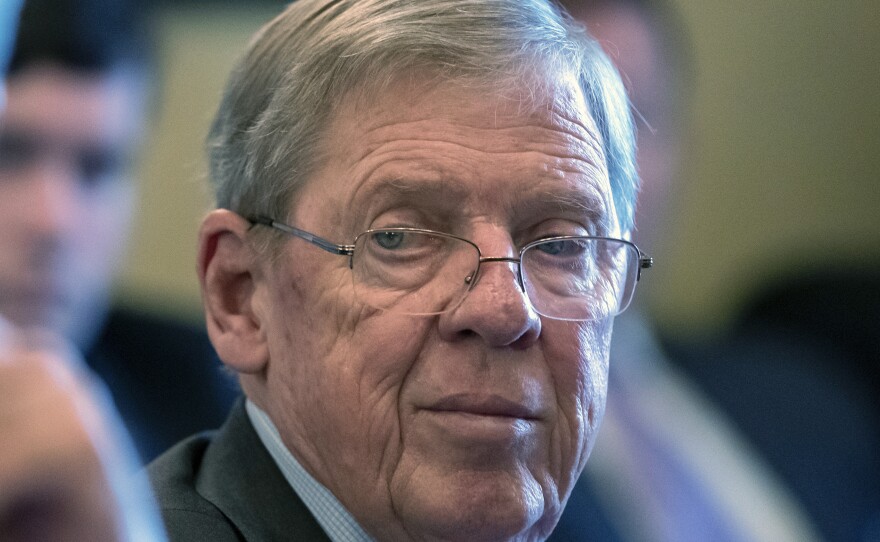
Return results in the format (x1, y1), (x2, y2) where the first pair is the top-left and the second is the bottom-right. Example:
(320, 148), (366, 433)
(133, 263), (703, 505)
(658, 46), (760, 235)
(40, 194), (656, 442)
(198, 209), (268, 374)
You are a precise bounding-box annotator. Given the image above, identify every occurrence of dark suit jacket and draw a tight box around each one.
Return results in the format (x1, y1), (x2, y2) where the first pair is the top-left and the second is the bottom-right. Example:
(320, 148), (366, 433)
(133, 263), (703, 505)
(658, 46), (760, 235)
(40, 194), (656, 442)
(148, 400), (332, 541)
(673, 271), (880, 542)
(87, 308), (239, 461)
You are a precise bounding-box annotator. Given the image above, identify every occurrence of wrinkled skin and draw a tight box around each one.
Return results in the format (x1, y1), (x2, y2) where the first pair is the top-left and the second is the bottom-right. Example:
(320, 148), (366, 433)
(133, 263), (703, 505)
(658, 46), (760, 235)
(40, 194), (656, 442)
(203, 75), (620, 542)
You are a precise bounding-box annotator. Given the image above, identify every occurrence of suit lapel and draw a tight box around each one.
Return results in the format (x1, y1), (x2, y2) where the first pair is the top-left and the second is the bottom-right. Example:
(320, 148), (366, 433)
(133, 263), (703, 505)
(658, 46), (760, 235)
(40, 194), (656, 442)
(195, 401), (333, 541)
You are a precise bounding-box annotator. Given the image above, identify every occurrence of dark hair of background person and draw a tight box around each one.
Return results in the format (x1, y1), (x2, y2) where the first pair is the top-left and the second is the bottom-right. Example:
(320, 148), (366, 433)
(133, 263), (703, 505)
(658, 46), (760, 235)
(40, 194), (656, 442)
(9, 0), (155, 78)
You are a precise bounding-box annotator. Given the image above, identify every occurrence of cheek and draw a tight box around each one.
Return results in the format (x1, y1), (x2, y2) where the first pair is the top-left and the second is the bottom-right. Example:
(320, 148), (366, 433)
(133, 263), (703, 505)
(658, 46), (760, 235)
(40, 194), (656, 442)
(265, 262), (433, 488)
(0, 185), (22, 256)
(79, 185), (135, 268)
(545, 319), (611, 473)
(321, 313), (434, 447)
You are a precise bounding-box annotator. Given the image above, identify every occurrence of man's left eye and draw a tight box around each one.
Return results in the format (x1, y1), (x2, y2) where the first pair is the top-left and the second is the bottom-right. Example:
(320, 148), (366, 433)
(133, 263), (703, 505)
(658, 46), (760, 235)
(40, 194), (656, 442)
(77, 149), (126, 188)
(372, 231), (406, 249)
(0, 132), (38, 171)
(534, 238), (588, 257)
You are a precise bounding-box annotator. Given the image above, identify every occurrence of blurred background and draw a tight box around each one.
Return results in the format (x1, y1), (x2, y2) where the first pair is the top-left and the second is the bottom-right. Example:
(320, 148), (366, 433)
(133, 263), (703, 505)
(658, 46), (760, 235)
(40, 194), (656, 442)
(120, 0), (880, 340)
(15, 0), (867, 538)
(5, 0), (874, 539)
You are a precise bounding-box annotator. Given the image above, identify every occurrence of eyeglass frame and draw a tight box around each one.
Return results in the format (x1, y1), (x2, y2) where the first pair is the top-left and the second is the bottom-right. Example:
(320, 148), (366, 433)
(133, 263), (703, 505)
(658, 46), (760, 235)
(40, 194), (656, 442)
(247, 215), (654, 316)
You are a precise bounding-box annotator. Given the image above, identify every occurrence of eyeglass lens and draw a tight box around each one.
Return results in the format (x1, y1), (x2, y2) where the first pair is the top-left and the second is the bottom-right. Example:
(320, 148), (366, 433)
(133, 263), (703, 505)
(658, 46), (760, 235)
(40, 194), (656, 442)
(349, 230), (638, 320)
(521, 237), (637, 320)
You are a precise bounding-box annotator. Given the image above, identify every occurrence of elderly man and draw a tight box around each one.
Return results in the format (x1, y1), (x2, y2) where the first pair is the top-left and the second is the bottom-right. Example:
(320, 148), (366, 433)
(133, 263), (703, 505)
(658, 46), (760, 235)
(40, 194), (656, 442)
(149, 0), (651, 540)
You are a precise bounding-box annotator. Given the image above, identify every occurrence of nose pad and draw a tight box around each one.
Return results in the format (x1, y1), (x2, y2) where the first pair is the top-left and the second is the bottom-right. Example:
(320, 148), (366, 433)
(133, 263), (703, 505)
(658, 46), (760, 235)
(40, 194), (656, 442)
(464, 269), (476, 288)
(464, 257), (524, 291)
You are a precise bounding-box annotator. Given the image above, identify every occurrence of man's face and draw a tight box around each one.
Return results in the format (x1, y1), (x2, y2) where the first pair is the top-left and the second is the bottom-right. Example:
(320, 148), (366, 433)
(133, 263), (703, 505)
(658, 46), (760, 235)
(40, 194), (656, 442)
(250, 76), (617, 540)
(0, 66), (143, 347)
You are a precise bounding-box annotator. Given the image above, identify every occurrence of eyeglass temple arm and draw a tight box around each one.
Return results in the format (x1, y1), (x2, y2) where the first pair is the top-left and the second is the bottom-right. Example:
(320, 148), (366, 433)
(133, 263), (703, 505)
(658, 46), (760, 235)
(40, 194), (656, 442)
(248, 216), (355, 256)
(637, 254), (654, 281)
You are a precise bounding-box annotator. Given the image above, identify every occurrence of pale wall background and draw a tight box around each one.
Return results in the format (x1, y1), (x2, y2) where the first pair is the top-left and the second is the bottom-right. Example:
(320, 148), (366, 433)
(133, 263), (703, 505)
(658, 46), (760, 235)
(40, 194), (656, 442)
(119, 6), (277, 319)
(117, 1), (880, 337)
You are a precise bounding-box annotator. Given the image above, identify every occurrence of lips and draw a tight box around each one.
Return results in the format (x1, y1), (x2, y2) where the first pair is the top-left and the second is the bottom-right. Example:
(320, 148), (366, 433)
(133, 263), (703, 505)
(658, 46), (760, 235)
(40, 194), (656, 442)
(415, 393), (545, 451)
(0, 282), (71, 323)
(2, 284), (68, 309)
(425, 393), (541, 421)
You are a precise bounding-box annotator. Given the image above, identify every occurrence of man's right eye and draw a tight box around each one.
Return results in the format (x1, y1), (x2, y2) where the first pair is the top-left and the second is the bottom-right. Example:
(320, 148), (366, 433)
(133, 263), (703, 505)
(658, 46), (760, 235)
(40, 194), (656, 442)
(0, 133), (37, 171)
(372, 231), (406, 249)
(77, 148), (125, 189)
(535, 238), (589, 257)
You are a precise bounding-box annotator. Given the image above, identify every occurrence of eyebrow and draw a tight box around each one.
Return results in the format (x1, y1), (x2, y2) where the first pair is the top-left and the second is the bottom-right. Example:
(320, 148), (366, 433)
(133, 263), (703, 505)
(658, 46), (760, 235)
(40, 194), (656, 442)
(356, 175), (610, 226)
(356, 176), (470, 208)
(362, 175), (604, 202)
(513, 188), (611, 235)
(541, 188), (606, 218)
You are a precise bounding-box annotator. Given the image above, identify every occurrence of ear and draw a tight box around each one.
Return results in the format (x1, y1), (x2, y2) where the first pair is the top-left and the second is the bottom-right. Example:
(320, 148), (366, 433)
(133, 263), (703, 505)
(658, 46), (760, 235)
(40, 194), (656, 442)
(198, 209), (268, 374)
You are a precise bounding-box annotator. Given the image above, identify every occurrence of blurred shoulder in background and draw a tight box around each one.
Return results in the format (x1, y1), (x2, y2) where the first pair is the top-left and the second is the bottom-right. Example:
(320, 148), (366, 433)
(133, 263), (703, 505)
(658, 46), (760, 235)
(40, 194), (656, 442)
(674, 268), (880, 542)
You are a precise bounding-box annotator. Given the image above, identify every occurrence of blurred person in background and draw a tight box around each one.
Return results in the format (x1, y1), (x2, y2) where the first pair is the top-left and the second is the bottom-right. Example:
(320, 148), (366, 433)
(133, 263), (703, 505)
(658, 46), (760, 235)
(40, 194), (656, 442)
(550, 1), (823, 540)
(1, 1), (166, 539)
(677, 220), (880, 538)
(0, 0), (237, 462)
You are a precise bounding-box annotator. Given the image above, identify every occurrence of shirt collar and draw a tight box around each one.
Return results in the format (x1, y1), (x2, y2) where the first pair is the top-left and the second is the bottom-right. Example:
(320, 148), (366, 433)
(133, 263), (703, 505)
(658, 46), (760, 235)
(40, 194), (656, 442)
(245, 400), (374, 542)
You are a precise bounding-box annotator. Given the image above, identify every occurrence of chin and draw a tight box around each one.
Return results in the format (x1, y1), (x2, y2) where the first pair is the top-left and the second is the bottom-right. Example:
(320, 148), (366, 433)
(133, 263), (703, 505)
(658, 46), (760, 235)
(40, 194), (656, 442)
(392, 469), (555, 542)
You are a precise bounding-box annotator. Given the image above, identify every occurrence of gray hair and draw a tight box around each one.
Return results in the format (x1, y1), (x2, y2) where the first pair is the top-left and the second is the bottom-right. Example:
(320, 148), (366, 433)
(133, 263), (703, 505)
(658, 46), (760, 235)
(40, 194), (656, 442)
(208, 0), (637, 233)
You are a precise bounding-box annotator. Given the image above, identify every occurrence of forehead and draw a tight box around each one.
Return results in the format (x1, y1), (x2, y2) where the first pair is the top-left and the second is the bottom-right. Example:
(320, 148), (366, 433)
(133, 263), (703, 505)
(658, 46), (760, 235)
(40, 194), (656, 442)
(2, 66), (144, 145)
(298, 74), (613, 232)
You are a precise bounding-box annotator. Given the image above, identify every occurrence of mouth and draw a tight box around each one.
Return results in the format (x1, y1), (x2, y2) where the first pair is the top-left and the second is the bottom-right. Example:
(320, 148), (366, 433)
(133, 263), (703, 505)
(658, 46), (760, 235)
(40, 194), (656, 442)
(426, 394), (541, 421)
(418, 393), (544, 448)
(0, 284), (69, 320)
(4, 286), (68, 308)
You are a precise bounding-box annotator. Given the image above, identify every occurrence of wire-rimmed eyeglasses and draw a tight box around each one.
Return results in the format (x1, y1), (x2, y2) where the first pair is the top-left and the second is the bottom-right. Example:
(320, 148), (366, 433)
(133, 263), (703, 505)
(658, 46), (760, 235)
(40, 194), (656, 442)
(249, 216), (653, 321)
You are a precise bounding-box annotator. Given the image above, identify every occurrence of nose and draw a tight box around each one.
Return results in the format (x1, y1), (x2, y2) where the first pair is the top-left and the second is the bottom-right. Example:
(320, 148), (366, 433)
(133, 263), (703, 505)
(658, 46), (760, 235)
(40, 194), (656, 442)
(438, 250), (541, 349)
(22, 158), (81, 239)
(470, 256), (524, 288)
